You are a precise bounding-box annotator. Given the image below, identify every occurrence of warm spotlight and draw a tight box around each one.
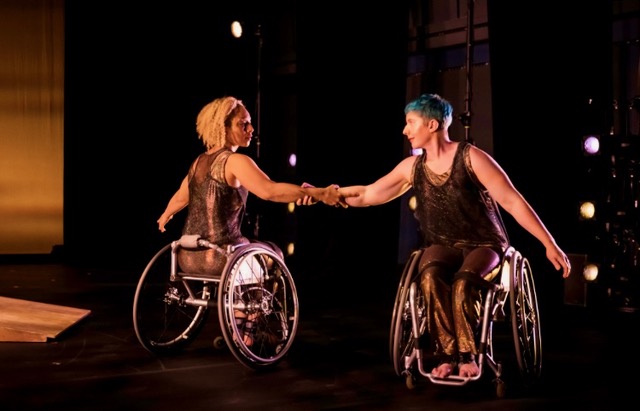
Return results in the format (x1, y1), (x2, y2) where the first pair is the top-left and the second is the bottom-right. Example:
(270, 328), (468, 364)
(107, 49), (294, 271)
(286, 242), (295, 256)
(287, 202), (295, 213)
(231, 21), (243, 38)
(583, 263), (599, 281)
(579, 201), (596, 220)
(408, 195), (417, 211)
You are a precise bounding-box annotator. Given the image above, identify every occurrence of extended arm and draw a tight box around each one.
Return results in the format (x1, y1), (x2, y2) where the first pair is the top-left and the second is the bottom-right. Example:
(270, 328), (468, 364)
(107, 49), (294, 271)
(338, 157), (415, 207)
(227, 154), (345, 206)
(470, 147), (571, 277)
(157, 176), (189, 232)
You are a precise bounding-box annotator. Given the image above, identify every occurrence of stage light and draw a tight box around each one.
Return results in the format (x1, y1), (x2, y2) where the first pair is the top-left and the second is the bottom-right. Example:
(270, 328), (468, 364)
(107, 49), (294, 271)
(582, 135), (601, 156)
(579, 201), (596, 220)
(231, 21), (243, 38)
(583, 263), (599, 281)
(287, 202), (295, 213)
(286, 242), (295, 256)
(408, 195), (417, 211)
(289, 153), (297, 167)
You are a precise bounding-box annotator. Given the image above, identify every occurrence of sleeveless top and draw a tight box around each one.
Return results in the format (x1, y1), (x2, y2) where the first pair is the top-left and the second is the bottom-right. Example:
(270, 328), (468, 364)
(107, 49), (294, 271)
(182, 148), (249, 246)
(178, 148), (249, 275)
(411, 141), (508, 252)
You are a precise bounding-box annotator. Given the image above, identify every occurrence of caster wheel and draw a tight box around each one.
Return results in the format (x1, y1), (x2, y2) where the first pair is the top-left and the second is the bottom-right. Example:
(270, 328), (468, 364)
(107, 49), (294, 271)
(495, 379), (506, 398)
(213, 336), (225, 349)
(405, 373), (416, 390)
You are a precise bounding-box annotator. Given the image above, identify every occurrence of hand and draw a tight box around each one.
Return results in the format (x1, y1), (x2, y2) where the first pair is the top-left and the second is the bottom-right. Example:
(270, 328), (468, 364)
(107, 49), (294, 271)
(336, 186), (359, 206)
(546, 244), (571, 278)
(157, 214), (172, 232)
(321, 184), (350, 208)
(297, 182), (318, 206)
(297, 182), (349, 208)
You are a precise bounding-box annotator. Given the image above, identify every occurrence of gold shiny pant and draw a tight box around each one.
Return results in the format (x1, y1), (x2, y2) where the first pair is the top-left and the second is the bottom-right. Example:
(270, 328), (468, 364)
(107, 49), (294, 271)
(178, 248), (227, 277)
(419, 244), (501, 357)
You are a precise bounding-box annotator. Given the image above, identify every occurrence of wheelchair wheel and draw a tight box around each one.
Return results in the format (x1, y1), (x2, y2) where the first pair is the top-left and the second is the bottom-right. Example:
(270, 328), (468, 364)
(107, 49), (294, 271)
(390, 250), (424, 376)
(217, 243), (299, 370)
(509, 251), (542, 386)
(133, 243), (211, 354)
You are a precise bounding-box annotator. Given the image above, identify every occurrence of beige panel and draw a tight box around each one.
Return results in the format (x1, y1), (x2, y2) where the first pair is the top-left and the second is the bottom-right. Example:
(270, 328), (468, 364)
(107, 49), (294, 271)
(0, 296), (91, 342)
(0, 1), (64, 254)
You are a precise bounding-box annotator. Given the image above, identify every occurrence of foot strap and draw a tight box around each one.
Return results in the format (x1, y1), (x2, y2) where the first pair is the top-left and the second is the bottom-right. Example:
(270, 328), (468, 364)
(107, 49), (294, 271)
(458, 352), (476, 364)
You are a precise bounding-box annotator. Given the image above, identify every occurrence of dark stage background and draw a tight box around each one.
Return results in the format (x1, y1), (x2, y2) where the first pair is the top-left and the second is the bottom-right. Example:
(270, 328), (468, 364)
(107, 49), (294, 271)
(57, 1), (639, 312)
(62, 1), (408, 282)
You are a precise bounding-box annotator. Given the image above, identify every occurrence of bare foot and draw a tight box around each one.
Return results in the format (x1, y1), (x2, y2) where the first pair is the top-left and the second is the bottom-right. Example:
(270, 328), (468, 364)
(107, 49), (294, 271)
(234, 320), (255, 347)
(458, 360), (479, 377)
(234, 311), (258, 347)
(431, 360), (454, 378)
(242, 332), (254, 346)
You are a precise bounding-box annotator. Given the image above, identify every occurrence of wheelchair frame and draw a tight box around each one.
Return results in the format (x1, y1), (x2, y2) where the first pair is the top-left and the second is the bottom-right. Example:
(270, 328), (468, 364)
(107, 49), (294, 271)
(132, 234), (299, 370)
(389, 246), (542, 397)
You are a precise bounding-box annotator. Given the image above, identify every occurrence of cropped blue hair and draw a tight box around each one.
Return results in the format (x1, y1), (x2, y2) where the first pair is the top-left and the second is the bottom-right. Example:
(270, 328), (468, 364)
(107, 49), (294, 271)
(404, 93), (453, 129)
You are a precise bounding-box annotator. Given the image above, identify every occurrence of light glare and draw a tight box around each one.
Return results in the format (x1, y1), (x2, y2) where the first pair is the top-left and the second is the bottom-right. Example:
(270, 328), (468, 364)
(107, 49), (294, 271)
(583, 263), (598, 281)
(408, 195), (417, 211)
(231, 21), (243, 38)
(579, 201), (596, 220)
(583, 135), (600, 155)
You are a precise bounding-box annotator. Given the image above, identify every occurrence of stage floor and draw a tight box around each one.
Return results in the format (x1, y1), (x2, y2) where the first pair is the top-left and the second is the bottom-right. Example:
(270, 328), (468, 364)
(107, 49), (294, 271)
(0, 259), (637, 411)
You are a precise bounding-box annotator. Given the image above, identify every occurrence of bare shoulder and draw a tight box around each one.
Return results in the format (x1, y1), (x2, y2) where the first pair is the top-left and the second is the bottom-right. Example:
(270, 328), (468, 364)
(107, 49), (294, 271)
(466, 143), (487, 156)
(401, 154), (420, 166)
(385, 154), (419, 183)
(398, 154), (419, 173)
(467, 144), (508, 181)
(467, 144), (498, 166)
(226, 152), (255, 168)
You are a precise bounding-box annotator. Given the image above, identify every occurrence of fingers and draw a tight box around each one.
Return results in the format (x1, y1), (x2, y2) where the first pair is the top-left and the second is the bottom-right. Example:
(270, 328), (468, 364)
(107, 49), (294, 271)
(337, 187), (359, 199)
(296, 195), (318, 206)
(302, 183), (347, 207)
(335, 197), (349, 208)
(555, 254), (571, 278)
(559, 252), (571, 277)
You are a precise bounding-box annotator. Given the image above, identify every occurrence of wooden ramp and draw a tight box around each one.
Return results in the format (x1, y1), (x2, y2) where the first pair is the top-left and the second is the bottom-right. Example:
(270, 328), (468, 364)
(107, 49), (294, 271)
(0, 296), (91, 342)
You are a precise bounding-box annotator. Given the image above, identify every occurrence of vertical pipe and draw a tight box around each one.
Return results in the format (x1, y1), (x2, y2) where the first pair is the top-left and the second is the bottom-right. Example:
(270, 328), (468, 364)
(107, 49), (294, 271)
(462, 0), (474, 144)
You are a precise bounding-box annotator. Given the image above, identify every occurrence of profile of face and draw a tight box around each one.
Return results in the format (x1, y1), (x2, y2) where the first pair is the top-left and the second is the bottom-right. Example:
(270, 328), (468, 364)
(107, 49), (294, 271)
(226, 106), (254, 148)
(403, 111), (430, 148)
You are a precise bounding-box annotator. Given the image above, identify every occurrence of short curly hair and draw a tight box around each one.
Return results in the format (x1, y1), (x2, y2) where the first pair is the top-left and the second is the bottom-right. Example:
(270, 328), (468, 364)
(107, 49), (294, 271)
(196, 96), (246, 150)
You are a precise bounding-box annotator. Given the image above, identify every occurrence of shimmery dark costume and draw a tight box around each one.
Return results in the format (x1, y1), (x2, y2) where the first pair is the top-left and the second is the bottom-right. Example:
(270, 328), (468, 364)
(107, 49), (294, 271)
(411, 141), (508, 359)
(178, 148), (249, 276)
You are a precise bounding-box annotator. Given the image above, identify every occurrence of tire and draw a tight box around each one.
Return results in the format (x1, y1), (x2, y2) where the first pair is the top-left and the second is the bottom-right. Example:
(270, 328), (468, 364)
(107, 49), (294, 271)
(133, 243), (211, 354)
(217, 243), (299, 370)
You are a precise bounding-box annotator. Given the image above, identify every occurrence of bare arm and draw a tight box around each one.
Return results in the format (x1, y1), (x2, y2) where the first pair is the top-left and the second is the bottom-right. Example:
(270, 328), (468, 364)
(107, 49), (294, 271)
(337, 156), (415, 207)
(227, 153), (345, 206)
(157, 176), (189, 232)
(470, 146), (571, 277)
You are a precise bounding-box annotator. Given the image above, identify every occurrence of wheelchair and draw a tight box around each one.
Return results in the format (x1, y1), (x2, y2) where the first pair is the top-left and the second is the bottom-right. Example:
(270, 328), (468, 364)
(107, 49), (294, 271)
(389, 246), (541, 398)
(132, 234), (299, 370)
